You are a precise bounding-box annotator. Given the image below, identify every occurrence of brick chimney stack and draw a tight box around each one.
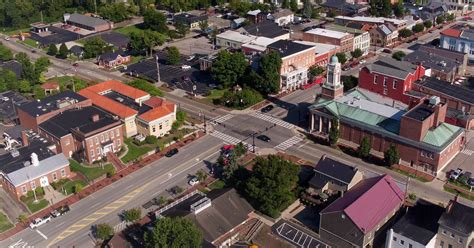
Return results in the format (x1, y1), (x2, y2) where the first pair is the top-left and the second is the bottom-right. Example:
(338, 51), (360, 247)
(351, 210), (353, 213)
(91, 114), (100, 122)
(21, 130), (29, 147)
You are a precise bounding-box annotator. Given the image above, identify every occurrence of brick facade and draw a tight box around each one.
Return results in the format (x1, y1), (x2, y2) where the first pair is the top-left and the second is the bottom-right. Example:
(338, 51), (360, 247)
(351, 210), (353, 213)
(302, 32), (354, 53)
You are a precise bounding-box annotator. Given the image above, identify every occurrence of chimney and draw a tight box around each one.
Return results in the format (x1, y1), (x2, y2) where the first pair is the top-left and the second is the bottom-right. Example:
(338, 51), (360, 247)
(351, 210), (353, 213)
(91, 114), (100, 122)
(21, 130), (29, 147)
(446, 195), (458, 213)
(319, 154), (327, 162)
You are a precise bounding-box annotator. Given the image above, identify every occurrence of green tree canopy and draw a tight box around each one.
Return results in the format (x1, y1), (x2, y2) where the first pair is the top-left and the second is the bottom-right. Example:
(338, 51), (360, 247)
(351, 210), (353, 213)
(392, 51), (406, 61)
(96, 223), (114, 241)
(309, 65), (325, 77)
(303, 0), (312, 18)
(166, 46), (180, 65)
(47, 44), (58, 56)
(211, 51), (247, 88)
(399, 28), (413, 38)
(219, 87), (263, 109)
(412, 23), (425, 33)
(290, 0), (298, 12)
(129, 30), (166, 56)
(328, 117), (339, 145)
(436, 15), (445, 25)
(175, 22), (190, 37)
(358, 136), (372, 158)
(143, 9), (168, 33)
(393, 1), (405, 17)
(84, 37), (111, 59)
(424, 20), (433, 29)
(144, 217), (202, 248)
(350, 48), (363, 59)
(384, 144), (400, 166)
(0, 44), (13, 61)
(336, 52), (347, 65)
(123, 208), (141, 222)
(244, 155), (299, 218)
(98, 3), (136, 23)
(252, 51), (282, 95)
(58, 43), (69, 59)
(281, 0), (290, 9)
(128, 79), (163, 96)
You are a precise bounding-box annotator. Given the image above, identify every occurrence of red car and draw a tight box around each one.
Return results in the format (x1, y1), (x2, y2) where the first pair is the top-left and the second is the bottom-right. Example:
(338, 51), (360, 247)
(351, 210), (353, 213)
(464, 16), (473, 21)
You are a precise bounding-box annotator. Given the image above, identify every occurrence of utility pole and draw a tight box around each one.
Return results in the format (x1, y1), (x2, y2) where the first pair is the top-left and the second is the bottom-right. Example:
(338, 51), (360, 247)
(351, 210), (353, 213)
(252, 133), (256, 153)
(155, 54), (161, 84)
(203, 114), (207, 134)
(94, 0), (97, 14)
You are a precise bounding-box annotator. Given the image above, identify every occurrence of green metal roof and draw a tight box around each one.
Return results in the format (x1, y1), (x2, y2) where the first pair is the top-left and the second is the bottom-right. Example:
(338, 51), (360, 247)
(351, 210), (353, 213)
(422, 123), (463, 147)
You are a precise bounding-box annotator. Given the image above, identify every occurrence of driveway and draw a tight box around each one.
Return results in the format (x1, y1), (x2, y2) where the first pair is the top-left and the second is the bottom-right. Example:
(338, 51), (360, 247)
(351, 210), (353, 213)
(272, 220), (330, 248)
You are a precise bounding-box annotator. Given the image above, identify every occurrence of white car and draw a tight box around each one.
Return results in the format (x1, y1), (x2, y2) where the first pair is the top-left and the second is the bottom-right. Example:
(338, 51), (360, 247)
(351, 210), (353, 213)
(4, 36), (9, 41)
(186, 55), (195, 61)
(2, 96), (9, 102)
(188, 177), (200, 186)
(30, 216), (51, 229)
(359, 59), (366, 64)
(450, 168), (463, 180)
(181, 65), (191, 70)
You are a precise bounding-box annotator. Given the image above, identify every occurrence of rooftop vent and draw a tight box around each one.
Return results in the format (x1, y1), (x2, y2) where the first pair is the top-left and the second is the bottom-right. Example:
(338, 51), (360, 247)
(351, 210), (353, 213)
(23, 161), (31, 167)
(31, 153), (39, 167)
(10, 149), (19, 157)
(429, 96), (441, 105)
(116, 97), (124, 103)
(190, 197), (211, 214)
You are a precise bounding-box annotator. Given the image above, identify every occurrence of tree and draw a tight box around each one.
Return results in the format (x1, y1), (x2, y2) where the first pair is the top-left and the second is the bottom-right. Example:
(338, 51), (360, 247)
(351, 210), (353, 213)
(335, 53), (347, 65)
(84, 37), (110, 59)
(303, 0), (312, 18)
(341, 75), (358, 91)
(290, 0), (298, 12)
(123, 208), (141, 222)
(175, 22), (190, 37)
(328, 117), (339, 146)
(392, 51), (406, 61)
(222, 153), (239, 182)
(358, 137), (371, 158)
(58, 43), (69, 59)
(393, 1), (405, 17)
(446, 13), (455, 21)
(128, 79), (163, 96)
(73, 183), (83, 194)
(166, 46), (180, 65)
(196, 169), (208, 182)
(33, 85), (46, 99)
(0, 44), (13, 61)
(234, 142), (247, 157)
(198, 20), (209, 33)
(18, 80), (31, 93)
(350, 48), (363, 59)
(211, 51), (247, 88)
(17, 213), (28, 223)
(219, 88), (263, 109)
(244, 155), (299, 218)
(253, 51), (282, 95)
(412, 23), (425, 33)
(129, 30), (166, 57)
(96, 223), (114, 241)
(384, 144), (400, 166)
(399, 28), (413, 38)
(144, 217), (202, 248)
(309, 65), (324, 77)
(47, 44), (58, 56)
(98, 3), (134, 23)
(424, 20), (433, 29)
(281, 0), (290, 9)
(143, 9), (168, 33)
(436, 15), (445, 25)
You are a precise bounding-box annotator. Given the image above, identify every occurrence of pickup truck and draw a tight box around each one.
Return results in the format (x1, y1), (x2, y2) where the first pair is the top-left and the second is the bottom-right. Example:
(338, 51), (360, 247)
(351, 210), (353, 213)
(51, 205), (70, 218)
(30, 215), (51, 229)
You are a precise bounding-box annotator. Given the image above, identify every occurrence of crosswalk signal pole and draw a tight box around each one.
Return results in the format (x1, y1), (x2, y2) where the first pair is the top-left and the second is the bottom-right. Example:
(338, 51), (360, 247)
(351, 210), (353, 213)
(252, 133), (256, 153)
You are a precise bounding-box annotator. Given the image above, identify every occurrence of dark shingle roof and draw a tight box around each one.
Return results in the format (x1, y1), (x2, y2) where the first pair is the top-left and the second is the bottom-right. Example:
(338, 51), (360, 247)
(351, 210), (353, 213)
(404, 45), (464, 73)
(392, 199), (444, 245)
(0, 139), (54, 174)
(96, 32), (130, 49)
(243, 20), (289, 39)
(17, 91), (87, 117)
(313, 157), (359, 184)
(366, 57), (418, 80)
(0, 60), (22, 79)
(416, 77), (474, 105)
(67, 13), (110, 27)
(267, 40), (314, 58)
(174, 13), (208, 25)
(39, 106), (121, 138)
(438, 201), (474, 235)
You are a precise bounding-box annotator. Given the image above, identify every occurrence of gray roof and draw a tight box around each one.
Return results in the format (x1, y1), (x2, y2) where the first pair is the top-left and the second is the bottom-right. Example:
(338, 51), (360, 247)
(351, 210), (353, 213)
(67, 13), (109, 28)
(313, 157), (359, 184)
(6, 153), (69, 186)
(403, 47), (460, 73)
(378, 24), (392, 36)
(365, 57), (418, 80)
(272, 9), (293, 19)
(438, 201), (474, 235)
(461, 29), (474, 40)
(415, 77), (474, 105)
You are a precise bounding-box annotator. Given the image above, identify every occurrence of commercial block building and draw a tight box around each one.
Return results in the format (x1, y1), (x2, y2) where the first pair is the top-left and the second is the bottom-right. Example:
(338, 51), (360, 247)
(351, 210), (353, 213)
(334, 16), (408, 31)
(242, 20), (290, 40)
(216, 30), (256, 49)
(369, 24), (398, 47)
(309, 56), (464, 176)
(38, 106), (124, 164)
(16, 91), (92, 131)
(303, 28), (354, 53)
(435, 199), (474, 248)
(324, 23), (371, 55)
(63, 13), (112, 32)
(267, 40), (316, 91)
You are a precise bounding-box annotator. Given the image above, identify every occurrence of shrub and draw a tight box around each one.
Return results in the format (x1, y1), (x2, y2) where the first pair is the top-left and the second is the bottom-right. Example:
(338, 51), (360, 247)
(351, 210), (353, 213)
(123, 208), (141, 222)
(145, 135), (159, 144)
(73, 183), (84, 194)
(96, 223), (114, 240)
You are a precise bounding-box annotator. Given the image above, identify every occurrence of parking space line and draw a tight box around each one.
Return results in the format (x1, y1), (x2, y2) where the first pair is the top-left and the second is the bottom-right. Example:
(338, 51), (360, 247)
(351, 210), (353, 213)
(36, 230), (48, 240)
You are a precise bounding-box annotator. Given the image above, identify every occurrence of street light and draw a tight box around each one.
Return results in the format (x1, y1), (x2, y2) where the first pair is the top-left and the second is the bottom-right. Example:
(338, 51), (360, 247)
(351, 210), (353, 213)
(155, 54), (161, 84)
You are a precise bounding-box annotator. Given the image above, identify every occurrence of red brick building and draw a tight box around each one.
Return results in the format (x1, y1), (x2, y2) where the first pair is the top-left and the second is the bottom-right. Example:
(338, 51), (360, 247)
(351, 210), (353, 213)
(303, 28), (354, 53)
(16, 91), (92, 131)
(38, 106), (123, 164)
(358, 57), (426, 105)
(309, 57), (464, 177)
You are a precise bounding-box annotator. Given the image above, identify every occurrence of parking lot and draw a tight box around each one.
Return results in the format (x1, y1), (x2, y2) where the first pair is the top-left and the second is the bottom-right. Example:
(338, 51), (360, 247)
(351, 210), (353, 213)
(29, 26), (85, 47)
(163, 36), (216, 56)
(272, 220), (330, 248)
(442, 134), (474, 179)
(123, 51), (212, 95)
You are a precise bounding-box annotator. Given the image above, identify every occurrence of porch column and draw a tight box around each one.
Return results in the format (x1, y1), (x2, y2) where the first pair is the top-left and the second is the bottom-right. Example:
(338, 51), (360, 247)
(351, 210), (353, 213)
(319, 116), (323, 132)
(310, 114), (315, 131)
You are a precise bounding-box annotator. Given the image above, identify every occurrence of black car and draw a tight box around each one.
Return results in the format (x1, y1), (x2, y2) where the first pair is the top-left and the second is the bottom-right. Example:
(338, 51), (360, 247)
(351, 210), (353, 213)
(256, 135), (271, 142)
(261, 105), (274, 113)
(165, 148), (179, 157)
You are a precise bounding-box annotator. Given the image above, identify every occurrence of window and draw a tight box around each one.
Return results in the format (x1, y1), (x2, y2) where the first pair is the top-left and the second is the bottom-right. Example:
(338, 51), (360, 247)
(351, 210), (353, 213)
(393, 237), (397, 241)
(115, 129), (119, 136)
(440, 240), (444, 247)
(97, 147), (101, 156)
(30, 181), (36, 190)
(100, 134), (104, 143)
(89, 140), (93, 147)
(52, 172), (57, 181)
(400, 240), (405, 245)
(105, 132), (109, 141)
(21, 185), (27, 194)
(95, 137), (99, 144)
(65, 139), (70, 145)
(116, 139), (121, 147)
(61, 169), (66, 177)
(383, 77), (388, 87)
(450, 233), (455, 238)
(374, 75), (378, 84)
(448, 244), (453, 248)
(393, 80), (397, 89)
(152, 126), (156, 132)
(110, 131), (114, 138)
(91, 149), (94, 157)
(159, 124), (163, 130)
(458, 238), (463, 243)
(409, 244), (413, 248)
(442, 229), (447, 235)
(383, 88), (388, 95)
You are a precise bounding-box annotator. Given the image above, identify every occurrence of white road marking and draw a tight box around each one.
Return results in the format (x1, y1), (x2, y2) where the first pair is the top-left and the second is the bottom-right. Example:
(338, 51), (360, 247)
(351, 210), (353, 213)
(210, 114), (234, 124)
(461, 149), (474, 156)
(248, 112), (295, 129)
(36, 230), (48, 240)
(275, 136), (304, 151)
(209, 131), (257, 150)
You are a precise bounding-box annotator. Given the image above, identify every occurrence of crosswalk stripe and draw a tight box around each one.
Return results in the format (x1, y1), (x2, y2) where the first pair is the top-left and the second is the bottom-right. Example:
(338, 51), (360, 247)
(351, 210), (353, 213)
(461, 149), (474, 156)
(248, 112), (295, 129)
(210, 131), (257, 150)
(274, 136), (303, 151)
(210, 114), (234, 124)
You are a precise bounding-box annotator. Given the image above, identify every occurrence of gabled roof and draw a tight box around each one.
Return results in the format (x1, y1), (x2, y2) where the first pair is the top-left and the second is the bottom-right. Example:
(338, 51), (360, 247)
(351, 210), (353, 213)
(365, 57), (419, 80)
(321, 175), (404, 234)
(313, 156), (359, 184)
(98, 51), (127, 61)
(137, 98), (175, 122)
(438, 200), (474, 235)
(243, 20), (289, 39)
(441, 28), (462, 38)
(66, 13), (110, 27)
(415, 77), (474, 105)
(422, 122), (463, 147)
(81, 80), (148, 100)
(267, 40), (315, 58)
(78, 88), (138, 119)
(40, 82), (59, 90)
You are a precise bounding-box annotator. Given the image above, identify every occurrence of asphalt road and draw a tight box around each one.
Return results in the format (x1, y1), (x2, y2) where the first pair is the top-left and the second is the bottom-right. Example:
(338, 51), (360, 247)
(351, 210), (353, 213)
(2, 135), (224, 248)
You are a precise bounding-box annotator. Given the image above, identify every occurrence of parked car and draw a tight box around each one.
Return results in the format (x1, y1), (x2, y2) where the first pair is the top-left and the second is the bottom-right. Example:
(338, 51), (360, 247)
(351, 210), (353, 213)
(343, 67), (351, 71)
(181, 65), (191, 70)
(4, 36), (9, 41)
(464, 16), (472, 21)
(382, 49), (392, 54)
(30, 216), (51, 229)
(1, 96), (9, 102)
(51, 205), (70, 218)
(359, 59), (366, 64)
(261, 105), (274, 113)
(460, 172), (472, 184)
(72, 63), (79, 67)
(165, 148), (179, 157)
(256, 135), (271, 142)
(450, 168), (463, 180)
(188, 177), (200, 186)
(467, 178), (474, 187)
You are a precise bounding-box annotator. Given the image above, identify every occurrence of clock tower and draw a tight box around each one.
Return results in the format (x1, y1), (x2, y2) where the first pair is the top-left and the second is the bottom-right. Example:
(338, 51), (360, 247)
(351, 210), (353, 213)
(321, 55), (344, 99)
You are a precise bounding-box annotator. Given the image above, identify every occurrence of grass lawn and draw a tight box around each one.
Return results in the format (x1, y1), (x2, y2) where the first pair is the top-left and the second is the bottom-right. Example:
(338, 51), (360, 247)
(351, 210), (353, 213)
(444, 186), (474, 201)
(122, 138), (153, 163)
(392, 168), (429, 182)
(47, 76), (91, 92)
(69, 160), (115, 181)
(27, 199), (49, 213)
(204, 89), (227, 103)
(0, 212), (13, 233)
(130, 55), (145, 64)
(22, 38), (38, 48)
(62, 180), (87, 195)
(3, 28), (30, 35)
(114, 25), (142, 35)
(208, 180), (226, 190)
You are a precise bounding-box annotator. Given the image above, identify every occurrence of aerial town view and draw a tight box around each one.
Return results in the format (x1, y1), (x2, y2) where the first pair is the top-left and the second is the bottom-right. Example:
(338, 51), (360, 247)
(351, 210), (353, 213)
(0, 0), (473, 247)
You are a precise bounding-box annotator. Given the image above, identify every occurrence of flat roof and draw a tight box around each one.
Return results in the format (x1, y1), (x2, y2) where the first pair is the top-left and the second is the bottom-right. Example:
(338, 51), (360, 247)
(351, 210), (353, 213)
(415, 77), (474, 105)
(17, 91), (88, 117)
(305, 28), (350, 39)
(335, 15), (407, 25)
(324, 24), (366, 35)
(216, 30), (256, 43)
(404, 104), (434, 121)
(268, 40), (315, 58)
